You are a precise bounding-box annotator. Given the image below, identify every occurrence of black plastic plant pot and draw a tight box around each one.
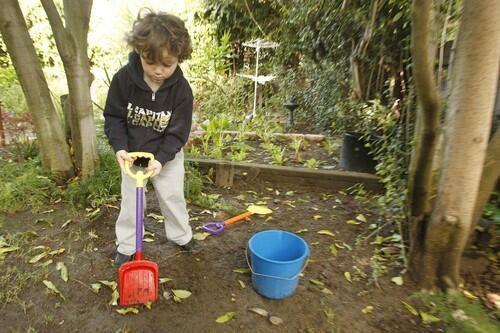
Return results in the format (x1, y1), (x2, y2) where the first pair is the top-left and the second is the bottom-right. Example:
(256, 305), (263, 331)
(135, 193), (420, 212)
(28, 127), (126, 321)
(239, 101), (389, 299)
(339, 131), (377, 174)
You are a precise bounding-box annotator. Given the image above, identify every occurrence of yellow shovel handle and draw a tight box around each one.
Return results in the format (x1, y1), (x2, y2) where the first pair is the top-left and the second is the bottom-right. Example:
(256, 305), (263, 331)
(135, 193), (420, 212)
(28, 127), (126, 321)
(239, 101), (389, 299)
(124, 152), (155, 187)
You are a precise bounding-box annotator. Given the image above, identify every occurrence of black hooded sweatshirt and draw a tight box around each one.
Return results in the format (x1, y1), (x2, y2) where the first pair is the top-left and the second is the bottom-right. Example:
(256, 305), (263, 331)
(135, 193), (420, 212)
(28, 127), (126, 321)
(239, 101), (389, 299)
(103, 52), (193, 166)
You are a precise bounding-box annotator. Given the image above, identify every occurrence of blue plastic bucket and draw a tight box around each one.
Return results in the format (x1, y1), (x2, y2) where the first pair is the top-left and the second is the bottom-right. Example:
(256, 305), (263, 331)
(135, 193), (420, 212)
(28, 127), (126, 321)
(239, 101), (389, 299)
(247, 229), (309, 299)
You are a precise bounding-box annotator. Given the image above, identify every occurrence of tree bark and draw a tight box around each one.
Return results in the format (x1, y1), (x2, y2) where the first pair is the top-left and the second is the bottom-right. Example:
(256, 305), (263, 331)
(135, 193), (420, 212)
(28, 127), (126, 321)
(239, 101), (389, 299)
(41, 0), (99, 178)
(470, 129), (500, 234)
(407, 0), (442, 278)
(419, 0), (500, 289)
(0, 0), (74, 181)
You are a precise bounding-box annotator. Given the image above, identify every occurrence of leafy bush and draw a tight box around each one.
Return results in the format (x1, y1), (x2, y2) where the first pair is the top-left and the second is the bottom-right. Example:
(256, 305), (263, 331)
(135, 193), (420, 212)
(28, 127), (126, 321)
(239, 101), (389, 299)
(0, 68), (28, 115)
(64, 142), (121, 209)
(0, 156), (61, 213)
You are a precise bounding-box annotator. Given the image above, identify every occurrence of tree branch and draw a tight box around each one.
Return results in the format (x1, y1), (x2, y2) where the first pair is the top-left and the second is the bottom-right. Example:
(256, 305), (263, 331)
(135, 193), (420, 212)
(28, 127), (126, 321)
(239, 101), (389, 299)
(40, 0), (74, 60)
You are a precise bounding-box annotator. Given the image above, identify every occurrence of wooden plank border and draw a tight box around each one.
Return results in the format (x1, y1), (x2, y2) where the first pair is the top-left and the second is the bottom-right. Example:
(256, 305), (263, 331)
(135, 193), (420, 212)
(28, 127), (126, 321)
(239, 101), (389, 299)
(186, 158), (384, 192)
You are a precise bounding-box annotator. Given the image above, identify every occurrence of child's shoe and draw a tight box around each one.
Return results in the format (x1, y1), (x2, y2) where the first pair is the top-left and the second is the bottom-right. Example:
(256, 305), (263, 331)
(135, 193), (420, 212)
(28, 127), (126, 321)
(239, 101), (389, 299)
(114, 252), (134, 266)
(179, 239), (201, 254)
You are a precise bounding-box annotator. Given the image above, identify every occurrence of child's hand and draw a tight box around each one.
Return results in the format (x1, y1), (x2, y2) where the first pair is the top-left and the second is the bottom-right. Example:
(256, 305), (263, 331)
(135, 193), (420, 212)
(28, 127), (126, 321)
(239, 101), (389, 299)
(116, 150), (134, 171)
(147, 160), (162, 177)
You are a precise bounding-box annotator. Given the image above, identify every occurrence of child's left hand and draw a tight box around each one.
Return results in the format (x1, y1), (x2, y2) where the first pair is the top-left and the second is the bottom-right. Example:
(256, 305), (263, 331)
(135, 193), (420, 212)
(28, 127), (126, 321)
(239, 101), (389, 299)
(147, 160), (162, 177)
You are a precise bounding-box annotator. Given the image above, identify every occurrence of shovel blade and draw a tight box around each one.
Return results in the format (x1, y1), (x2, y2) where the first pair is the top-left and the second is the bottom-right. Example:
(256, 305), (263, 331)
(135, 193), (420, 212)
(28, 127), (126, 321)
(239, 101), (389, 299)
(119, 260), (159, 306)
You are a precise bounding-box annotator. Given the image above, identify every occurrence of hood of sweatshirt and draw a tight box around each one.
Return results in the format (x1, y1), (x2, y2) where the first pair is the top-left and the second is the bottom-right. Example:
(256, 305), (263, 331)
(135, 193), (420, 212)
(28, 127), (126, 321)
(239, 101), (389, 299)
(103, 51), (193, 166)
(126, 51), (182, 92)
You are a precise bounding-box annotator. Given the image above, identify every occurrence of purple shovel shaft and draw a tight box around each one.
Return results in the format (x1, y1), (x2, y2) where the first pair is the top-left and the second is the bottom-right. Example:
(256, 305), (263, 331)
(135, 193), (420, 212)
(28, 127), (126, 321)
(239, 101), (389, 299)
(136, 187), (144, 254)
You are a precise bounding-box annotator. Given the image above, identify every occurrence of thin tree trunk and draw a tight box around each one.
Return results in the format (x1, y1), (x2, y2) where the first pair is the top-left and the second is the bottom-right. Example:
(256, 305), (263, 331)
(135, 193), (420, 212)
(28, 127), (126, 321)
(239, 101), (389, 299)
(41, 0), (98, 178)
(0, 0), (74, 181)
(408, 0), (442, 278)
(471, 129), (500, 234)
(420, 0), (500, 289)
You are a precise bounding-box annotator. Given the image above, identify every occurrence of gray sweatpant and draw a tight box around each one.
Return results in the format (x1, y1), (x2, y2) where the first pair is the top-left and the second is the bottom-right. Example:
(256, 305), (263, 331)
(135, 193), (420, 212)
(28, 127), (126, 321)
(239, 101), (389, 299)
(115, 150), (192, 256)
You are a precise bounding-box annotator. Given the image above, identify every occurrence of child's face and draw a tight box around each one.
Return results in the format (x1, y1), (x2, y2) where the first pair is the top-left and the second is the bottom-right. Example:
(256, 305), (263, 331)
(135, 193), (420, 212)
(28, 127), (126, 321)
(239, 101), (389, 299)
(140, 49), (178, 85)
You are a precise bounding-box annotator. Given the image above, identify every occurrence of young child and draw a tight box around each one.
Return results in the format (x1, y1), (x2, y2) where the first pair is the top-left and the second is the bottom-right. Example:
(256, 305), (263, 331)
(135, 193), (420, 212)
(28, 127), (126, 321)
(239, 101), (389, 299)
(103, 9), (198, 266)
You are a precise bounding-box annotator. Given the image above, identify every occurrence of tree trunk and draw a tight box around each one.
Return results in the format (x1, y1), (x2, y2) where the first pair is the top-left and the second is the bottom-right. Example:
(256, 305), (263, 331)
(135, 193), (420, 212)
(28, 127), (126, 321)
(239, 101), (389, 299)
(470, 129), (500, 234)
(41, 0), (99, 178)
(0, 0), (74, 181)
(418, 0), (500, 289)
(407, 0), (442, 279)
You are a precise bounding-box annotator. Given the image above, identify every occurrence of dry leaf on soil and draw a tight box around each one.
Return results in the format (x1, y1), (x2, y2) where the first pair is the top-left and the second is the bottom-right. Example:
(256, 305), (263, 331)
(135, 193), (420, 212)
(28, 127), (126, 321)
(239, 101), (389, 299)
(215, 311), (236, 324)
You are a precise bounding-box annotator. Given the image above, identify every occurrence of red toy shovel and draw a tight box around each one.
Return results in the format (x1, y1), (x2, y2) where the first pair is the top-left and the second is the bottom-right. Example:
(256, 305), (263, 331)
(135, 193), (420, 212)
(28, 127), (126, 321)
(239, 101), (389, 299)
(118, 152), (159, 306)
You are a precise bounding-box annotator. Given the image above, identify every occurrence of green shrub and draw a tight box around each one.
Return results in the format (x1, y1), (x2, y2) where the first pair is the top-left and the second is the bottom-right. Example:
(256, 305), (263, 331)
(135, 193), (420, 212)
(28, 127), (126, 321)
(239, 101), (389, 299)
(64, 143), (121, 209)
(0, 157), (61, 213)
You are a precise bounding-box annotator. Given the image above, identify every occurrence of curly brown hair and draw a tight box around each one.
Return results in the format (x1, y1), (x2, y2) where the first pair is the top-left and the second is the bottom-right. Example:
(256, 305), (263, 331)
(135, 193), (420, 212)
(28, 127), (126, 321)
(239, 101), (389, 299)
(126, 9), (192, 63)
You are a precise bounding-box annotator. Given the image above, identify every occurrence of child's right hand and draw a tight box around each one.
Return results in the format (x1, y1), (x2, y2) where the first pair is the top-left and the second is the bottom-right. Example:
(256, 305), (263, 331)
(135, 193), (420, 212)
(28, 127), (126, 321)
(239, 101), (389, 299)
(116, 150), (135, 171)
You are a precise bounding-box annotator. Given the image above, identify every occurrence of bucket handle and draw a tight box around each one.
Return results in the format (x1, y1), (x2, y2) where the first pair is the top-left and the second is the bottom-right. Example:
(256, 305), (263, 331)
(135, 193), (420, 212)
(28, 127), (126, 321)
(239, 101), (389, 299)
(245, 246), (309, 281)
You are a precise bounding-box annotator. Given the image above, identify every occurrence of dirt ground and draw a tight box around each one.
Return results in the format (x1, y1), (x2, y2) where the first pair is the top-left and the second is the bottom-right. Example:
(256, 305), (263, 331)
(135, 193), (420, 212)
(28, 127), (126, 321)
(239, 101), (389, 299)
(1, 177), (446, 333)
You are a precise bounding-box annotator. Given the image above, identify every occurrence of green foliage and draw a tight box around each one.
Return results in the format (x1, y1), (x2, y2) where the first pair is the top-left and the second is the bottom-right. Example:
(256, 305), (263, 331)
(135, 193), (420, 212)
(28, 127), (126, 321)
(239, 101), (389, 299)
(0, 156), (61, 214)
(304, 158), (320, 169)
(270, 145), (287, 165)
(64, 143), (121, 209)
(0, 68), (28, 115)
(415, 292), (499, 333)
(290, 137), (304, 162)
(483, 192), (500, 232)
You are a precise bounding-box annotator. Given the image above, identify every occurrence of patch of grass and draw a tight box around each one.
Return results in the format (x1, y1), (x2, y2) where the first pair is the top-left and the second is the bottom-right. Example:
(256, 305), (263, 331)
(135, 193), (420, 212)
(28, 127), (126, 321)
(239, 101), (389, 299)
(415, 292), (499, 333)
(185, 162), (239, 215)
(0, 264), (32, 306)
(0, 157), (62, 213)
(64, 143), (121, 209)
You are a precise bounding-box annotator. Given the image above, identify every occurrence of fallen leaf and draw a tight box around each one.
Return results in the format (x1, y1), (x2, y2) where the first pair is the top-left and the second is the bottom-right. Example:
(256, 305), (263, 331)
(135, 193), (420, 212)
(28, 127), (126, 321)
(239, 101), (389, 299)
(43, 280), (65, 300)
(247, 205), (272, 215)
(48, 248), (65, 256)
(36, 259), (53, 267)
(370, 236), (385, 245)
(159, 277), (173, 284)
(29, 252), (49, 264)
(238, 280), (246, 289)
(193, 232), (211, 241)
(61, 219), (72, 229)
(368, 223), (377, 230)
(233, 268), (250, 274)
(317, 230), (336, 237)
(143, 238), (155, 243)
(248, 307), (268, 317)
(344, 272), (352, 283)
(99, 280), (117, 290)
(321, 288), (333, 295)
(145, 302), (153, 310)
(313, 215), (322, 220)
(329, 244), (338, 255)
(362, 305), (374, 314)
(310, 279), (325, 287)
(391, 276), (403, 286)
(269, 316), (284, 325)
(402, 301), (418, 316)
(0, 246), (19, 255)
(115, 307), (139, 315)
(56, 262), (68, 282)
(147, 213), (164, 222)
(90, 283), (101, 294)
(462, 290), (478, 300)
(215, 311), (236, 323)
(356, 214), (367, 223)
(295, 228), (308, 234)
(420, 311), (440, 323)
(346, 220), (361, 225)
(172, 289), (192, 302)
(109, 289), (119, 306)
